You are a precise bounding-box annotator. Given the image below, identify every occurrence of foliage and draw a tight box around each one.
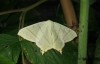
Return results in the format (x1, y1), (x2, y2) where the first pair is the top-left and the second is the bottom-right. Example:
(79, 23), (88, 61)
(0, 33), (78, 64)
(0, 0), (100, 64)
(93, 31), (100, 64)
(21, 40), (77, 64)
(0, 54), (15, 64)
(0, 34), (21, 63)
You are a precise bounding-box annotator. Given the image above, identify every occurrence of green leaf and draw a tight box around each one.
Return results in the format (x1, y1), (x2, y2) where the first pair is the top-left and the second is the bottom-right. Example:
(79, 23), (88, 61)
(0, 54), (15, 64)
(21, 40), (77, 64)
(89, 0), (97, 5)
(0, 34), (21, 63)
(0, 14), (9, 23)
(6, 13), (21, 25)
(25, 9), (40, 21)
(4, 29), (19, 37)
(88, 8), (99, 31)
(93, 31), (100, 64)
(3, 13), (20, 36)
(0, 1), (17, 22)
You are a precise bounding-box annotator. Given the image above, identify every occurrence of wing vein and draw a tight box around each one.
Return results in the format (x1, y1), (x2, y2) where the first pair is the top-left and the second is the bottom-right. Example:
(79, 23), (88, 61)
(26, 28), (39, 40)
(37, 23), (50, 44)
(63, 30), (71, 39)
(54, 24), (61, 43)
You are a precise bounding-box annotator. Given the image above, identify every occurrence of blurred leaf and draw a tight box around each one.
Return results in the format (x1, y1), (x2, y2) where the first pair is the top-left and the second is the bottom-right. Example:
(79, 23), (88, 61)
(89, 0), (97, 5)
(2, 1), (17, 11)
(3, 25), (19, 37)
(0, 14), (9, 23)
(88, 8), (99, 31)
(6, 13), (21, 25)
(3, 13), (20, 36)
(0, 1), (17, 22)
(0, 54), (15, 64)
(93, 31), (100, 64)
(21, 40), (77, 64)
(4, 29), (19, 37)
(0, 34), (21, 63)
(25, 9), (40, 21)
(55, 7), (66, 25)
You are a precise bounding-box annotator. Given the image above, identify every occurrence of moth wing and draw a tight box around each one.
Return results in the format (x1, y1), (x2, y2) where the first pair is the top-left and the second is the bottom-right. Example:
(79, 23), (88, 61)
(54, 22), (77, 43)
(18, 21), (45, 42)
(52, 22), (77, 53)
(18, 20), (54, 54)
(34, 21), (53, 54)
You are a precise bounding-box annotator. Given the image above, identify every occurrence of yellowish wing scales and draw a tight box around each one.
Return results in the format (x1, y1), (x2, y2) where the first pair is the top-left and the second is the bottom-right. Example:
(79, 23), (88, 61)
(18, 20), (77, 54)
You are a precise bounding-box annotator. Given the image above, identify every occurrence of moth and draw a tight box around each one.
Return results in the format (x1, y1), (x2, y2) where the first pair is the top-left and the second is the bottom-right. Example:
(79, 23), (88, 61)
(18, 20), (77, 54)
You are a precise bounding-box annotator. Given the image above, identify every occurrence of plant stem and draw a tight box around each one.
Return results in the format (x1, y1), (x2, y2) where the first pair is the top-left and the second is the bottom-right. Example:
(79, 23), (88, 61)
(18, 0), (46, 41)
(22, 51), (25, 64)
(60, 0), (78, 27)
(0, 0), (46, 15)
(78, 0), (89, 64)
(19, 11), (26, 30)
(16, 1), (46, 64)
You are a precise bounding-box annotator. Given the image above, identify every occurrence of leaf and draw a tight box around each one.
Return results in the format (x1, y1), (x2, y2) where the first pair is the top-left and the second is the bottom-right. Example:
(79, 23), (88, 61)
(0, 34), (21, 63)
(3, 13), (20, 36)
(0, 14), (9, 23)
(21, 40), (77, 64)
(25, 9), (40, 21)
(4, 29), (19, 37)
(93, 31), (100, 64)
(88, 8), (99, 31)
(89, 0), (97, 5)
(0, 1), (17, 22)
(0, 54), (15, 64)
(6, 13), (21, 25)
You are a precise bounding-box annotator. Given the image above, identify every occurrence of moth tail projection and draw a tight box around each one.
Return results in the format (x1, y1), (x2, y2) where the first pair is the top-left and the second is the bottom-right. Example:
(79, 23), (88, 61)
(40, 50), (45, 55)
(59, 50), (62, 54)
